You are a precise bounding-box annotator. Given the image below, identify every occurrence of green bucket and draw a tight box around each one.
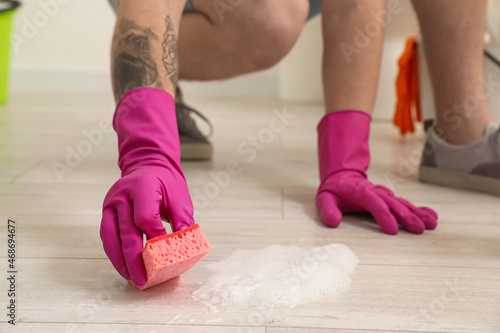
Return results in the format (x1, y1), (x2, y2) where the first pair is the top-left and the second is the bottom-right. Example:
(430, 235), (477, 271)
(0, 1), (20, 105)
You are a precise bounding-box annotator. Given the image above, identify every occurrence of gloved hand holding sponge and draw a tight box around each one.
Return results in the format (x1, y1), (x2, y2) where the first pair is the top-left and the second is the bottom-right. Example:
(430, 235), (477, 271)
(100, 87), (210, 290)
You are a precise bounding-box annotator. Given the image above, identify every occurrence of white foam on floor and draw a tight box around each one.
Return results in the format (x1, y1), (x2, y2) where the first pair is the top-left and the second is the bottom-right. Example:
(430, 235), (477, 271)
(191, 243), (358, 308)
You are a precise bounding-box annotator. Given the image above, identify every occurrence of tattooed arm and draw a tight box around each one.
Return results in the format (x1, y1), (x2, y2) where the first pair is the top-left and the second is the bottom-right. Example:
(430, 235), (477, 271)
(101, 1), (194, 287)
(111, 1), (184, 103)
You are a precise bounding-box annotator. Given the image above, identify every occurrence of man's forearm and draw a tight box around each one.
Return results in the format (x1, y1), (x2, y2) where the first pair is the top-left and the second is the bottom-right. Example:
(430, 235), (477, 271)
(111, 0), (187, 103)
(321, 0), (385, 114)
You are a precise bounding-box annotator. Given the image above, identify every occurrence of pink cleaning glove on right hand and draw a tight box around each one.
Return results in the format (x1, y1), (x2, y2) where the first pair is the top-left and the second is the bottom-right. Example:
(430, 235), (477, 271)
(100, 87), (195, 286)
(316, 110), (438, 234)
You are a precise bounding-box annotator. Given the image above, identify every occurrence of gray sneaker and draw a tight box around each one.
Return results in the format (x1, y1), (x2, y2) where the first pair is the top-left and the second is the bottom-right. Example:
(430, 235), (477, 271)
(419, 123), (500, 196)
(175, 87), (213, 160)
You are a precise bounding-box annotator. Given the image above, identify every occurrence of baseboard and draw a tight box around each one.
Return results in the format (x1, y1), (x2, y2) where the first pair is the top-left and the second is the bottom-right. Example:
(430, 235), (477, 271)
(10, 65), (113, 92)
(9, 65), (279, 96)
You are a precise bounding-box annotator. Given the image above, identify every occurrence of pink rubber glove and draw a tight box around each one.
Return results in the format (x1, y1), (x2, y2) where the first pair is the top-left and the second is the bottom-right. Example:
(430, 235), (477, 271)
(100, 87), (195, 286)
(316, 110), (438, 234)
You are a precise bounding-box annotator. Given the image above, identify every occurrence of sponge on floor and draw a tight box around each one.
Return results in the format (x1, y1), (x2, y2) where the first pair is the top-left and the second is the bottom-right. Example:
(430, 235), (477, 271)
(129, 224), (211, 291)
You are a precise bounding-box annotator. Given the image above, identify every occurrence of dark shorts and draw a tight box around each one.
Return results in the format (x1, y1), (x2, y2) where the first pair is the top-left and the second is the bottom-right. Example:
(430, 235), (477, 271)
(108, 0), (322, 20)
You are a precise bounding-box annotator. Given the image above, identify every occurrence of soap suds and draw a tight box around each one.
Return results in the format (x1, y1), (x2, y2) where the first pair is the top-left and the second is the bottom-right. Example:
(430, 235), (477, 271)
(191, 243), (358, 308)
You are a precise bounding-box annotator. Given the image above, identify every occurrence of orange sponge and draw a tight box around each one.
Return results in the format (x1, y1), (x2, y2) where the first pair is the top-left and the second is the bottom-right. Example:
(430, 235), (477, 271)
(129, 224), (211, 290)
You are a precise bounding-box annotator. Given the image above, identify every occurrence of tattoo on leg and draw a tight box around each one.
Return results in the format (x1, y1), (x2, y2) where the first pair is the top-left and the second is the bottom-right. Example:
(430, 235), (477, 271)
(113, 27), (162, 102)
(162, 16), (179, 88)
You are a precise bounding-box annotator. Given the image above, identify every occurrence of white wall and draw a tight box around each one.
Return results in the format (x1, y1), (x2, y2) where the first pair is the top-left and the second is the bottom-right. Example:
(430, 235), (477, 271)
(9, 0), (500, 70)
(10, 0), (115, 90)
(8, 0), (279, 94)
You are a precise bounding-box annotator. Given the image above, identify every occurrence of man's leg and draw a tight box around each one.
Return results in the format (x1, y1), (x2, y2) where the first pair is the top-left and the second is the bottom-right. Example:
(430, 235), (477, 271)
(177, 0), (310, 80)
(413, 0), (500, 196)
(112, 0), (186, 102)
(321, 0), (385, 114)
(412, 0), (491, 145)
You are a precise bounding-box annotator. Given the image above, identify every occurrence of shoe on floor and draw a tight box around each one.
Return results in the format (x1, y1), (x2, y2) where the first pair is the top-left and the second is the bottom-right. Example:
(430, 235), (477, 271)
(175, 87), (213, 160)
(419, 123), (500, 196)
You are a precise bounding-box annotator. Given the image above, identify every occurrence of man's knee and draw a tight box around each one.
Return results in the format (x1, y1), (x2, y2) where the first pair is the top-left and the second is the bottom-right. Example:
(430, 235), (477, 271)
(226, 0), (309, 71)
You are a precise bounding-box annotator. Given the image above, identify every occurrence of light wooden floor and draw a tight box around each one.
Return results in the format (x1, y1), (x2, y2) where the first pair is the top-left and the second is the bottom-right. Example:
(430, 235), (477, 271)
(0, 92), (499, 333)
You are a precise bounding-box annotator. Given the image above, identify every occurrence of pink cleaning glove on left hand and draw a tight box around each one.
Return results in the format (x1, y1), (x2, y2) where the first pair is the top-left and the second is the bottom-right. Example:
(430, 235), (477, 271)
(100, 87), (195, 286)
(316, 110), (438, 234)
